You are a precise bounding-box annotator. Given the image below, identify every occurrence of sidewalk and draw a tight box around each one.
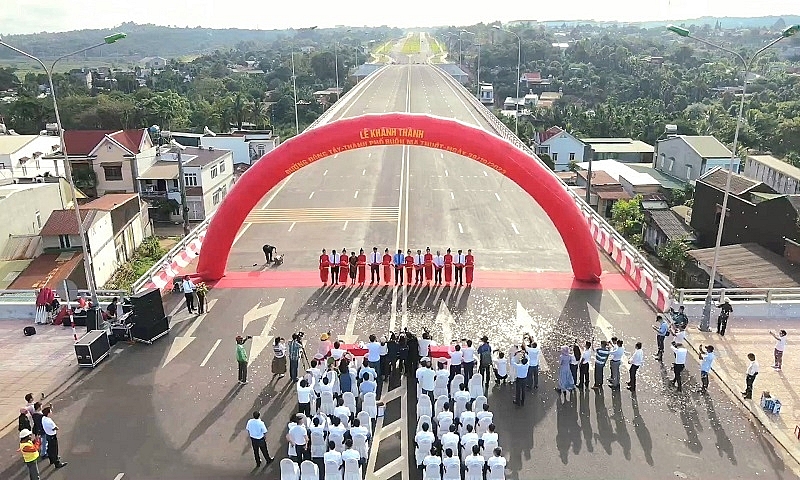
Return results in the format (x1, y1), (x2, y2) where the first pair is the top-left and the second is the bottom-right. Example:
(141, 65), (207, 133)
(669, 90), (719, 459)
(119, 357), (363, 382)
(0, 321), (83, 433)
(685, 317), (800, 465)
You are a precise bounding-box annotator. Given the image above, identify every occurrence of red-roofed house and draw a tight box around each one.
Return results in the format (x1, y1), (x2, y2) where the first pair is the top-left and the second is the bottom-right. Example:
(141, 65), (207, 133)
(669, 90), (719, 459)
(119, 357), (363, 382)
(520, 71), (552, 93)
(53, 129), (157, 197)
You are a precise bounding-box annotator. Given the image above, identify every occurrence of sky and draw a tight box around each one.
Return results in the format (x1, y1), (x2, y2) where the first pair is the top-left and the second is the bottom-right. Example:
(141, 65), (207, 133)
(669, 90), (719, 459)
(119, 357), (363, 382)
(1, 0), (798, 35)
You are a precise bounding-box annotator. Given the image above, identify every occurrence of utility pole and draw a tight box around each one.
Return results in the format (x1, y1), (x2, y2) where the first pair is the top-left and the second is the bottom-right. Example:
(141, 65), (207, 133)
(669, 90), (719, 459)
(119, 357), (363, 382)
(175, 145), (190, 236)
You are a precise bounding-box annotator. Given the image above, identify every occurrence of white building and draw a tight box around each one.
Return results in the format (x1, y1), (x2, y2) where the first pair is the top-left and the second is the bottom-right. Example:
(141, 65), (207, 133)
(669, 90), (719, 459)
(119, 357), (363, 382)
(0, 134), (63, 184)
(171, 130), (280, 165)
(576, 159), (662, 196)
(138, 146), (234, 221)
(654, 135), (734, 183)
(533, 126), (586, 171)
(743, 154), (800, 195)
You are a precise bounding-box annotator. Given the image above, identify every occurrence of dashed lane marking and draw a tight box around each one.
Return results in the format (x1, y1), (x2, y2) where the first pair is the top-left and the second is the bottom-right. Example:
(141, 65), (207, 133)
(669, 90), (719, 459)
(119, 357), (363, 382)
(450, 191), (454, 200)
(354, 190), (359, 199)
(308, 191), (315, 199)
(444, 169), (449, 177)
(113, 474), (125, 480)
(244, 206), (399, 223)
(362, 169), (366, 176)
(483, 170), (488, 176)
(288, 222), (296, 232)
(608, 289), (631, 315)
(342, 221), (349, 231)
(511, 223), (520, 235)
(495, 192), (501, 201)
(200, 338), (222, 367)
(458, 222), (464, 234)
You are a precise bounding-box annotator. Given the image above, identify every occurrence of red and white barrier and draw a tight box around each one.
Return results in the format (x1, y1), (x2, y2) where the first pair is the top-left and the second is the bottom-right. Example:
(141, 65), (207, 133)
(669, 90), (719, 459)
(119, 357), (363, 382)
(142, 230), (208, 292)
(585, 215), (669, 312)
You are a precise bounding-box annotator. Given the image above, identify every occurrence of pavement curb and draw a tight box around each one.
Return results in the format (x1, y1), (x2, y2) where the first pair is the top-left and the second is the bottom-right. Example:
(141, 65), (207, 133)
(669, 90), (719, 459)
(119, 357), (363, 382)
(684, 337), (800, 470)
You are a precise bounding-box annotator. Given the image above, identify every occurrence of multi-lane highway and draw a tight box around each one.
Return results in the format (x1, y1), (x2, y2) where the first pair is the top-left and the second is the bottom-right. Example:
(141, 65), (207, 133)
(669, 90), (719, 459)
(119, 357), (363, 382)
(1, 37), (797, 480)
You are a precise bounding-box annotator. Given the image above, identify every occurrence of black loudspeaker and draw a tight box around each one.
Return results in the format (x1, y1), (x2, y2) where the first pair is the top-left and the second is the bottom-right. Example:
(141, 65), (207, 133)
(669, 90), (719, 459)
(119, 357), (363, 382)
(131, 288), (166, 327)
(85, 309), (103, 332)
(131, 315), (170, 344)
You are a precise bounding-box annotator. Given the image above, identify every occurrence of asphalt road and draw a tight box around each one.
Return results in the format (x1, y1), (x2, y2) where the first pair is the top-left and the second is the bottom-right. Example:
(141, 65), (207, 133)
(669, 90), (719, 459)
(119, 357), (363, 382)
(1, 63), (797, 480)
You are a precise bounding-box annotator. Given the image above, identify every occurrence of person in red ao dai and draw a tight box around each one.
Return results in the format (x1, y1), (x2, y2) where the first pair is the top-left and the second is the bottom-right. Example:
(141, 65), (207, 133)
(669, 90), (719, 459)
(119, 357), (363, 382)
(424, 247), (434, 284)
(357, 249), (367, 285)
(404, 249), (414, 285)
(444, 248), (453, 285)
(465, 249), (475, 285)
(338, 249), (349, 286)
(319, 249), (330, 286)
(382, 248), (392, 285)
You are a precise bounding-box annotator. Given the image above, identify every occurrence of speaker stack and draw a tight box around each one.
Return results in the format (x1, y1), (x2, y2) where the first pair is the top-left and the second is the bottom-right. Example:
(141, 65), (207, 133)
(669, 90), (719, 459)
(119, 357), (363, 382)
(130, 288), (170, 344)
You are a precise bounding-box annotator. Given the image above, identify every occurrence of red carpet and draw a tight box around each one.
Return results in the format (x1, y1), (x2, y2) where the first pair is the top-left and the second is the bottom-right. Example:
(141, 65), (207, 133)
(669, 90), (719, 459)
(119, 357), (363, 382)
(212, 270), (637, 290)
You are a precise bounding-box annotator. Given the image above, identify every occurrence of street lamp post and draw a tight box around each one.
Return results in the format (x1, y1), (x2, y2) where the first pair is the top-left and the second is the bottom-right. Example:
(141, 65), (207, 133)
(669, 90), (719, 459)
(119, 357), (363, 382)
(290, 26), (318, 135)
(668, 24), (800, 331)
(493, 25), (521, 137)
(0, 33), (126, 308)
(476, 43), (482, 98)
(334, 41), (340, 101)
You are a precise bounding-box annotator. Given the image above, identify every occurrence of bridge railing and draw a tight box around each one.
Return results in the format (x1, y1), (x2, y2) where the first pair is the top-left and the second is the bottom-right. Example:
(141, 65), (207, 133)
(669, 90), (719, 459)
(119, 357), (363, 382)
(675, 287), (800, 304)
(434, 66), (674, 309)
(129, 65), (391, 293)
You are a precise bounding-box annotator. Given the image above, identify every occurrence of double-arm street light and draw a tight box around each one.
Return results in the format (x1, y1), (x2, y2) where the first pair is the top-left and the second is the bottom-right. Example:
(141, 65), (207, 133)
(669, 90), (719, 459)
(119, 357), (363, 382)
(291, 26), (318, 135)
(667, 23), (800, 331)
(493, 25), (521, 137)
(458, 30), (474, 68)
(0, 33), (126, 308)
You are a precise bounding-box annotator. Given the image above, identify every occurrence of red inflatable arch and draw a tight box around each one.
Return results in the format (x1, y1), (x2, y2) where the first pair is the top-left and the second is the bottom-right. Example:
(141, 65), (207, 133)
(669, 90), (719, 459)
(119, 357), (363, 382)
(197, 113), (602, 282)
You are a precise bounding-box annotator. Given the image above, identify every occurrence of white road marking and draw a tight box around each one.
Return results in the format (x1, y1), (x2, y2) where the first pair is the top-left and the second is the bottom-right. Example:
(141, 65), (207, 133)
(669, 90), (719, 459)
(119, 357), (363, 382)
(445, 169), (449, 177)
(440, 153), (443, 159)
(323, 170), (328, 176)
(495, 193), (501, 202)
(339, 297), (360, 343)
(233, 173), (295, 245)
(511, 223), (520, 235)
(450, 191), (454, 200)
(334, 154), (338, 159)
(368, 152), (372, 158)
(248, 298), (286, 362)
(342, 221), (349, 231)
(362, 169), (366, 176)
(458, 222), (464, 234)
(200, 339), (221, 367)
(308, 191), (315, 199)
(608, 290), (630, 315)
(288, 222), (296, 232)
(354, 190), (359, 199)
(483, 171), (488, 177)
(113, 474), (125, 480)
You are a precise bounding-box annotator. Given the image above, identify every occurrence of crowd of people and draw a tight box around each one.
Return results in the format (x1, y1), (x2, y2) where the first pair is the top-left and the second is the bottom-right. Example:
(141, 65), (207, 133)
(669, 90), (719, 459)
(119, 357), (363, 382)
(16, 393), (67, 480)
(318, 247), (476, 287)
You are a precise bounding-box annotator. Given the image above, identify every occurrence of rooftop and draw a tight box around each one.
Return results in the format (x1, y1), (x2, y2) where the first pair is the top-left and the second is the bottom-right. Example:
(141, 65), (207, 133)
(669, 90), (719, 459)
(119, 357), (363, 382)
(538, 126), (564, 144)
(8, 252), (83, 290)
(664, 135), (731, 159)
(689, 243), (800, 288)
(576, 160), (659, 186)
(108, 129), (150, 154)
(0, 259), (32, 289)
(63, 130), (117, 156)
(698, 167), (760, 196)
(138, 161), (179, 180)
(0, 135), (39, 154)
(82, 193), (139, 211)
(183, 146), (231, 167)
(0, 182), (54, 201)
(748, 155), (800, 180)
(647, 209), (696, 241)
(628, 164), (686, 190)
(576, 169), (618, 186)
(40, 209), (98, 236)
(582, 138), (655, 154)
(439, 64), (469, 77)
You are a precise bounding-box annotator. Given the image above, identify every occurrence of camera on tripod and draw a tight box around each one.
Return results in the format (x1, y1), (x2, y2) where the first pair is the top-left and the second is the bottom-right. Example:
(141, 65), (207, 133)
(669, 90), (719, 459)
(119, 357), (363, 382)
(296, 331), (305, 341)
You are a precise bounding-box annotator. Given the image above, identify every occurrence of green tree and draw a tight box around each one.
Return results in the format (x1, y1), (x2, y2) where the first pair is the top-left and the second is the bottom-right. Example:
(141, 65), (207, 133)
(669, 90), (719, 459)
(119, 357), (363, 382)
(610, 195), (644, 245)
(657, 237), (690, 286)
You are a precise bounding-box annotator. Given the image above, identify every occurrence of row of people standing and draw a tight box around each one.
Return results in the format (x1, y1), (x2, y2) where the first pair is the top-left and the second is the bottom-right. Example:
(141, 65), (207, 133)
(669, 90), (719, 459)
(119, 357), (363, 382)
(319, 247), (475, 287)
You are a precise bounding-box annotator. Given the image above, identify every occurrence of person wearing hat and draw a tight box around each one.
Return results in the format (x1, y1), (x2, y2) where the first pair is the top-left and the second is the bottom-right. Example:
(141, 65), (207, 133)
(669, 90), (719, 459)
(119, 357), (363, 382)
(19, 428), (41, 480)
(236, 335), (252, 384)
(316, 332), (332, 360)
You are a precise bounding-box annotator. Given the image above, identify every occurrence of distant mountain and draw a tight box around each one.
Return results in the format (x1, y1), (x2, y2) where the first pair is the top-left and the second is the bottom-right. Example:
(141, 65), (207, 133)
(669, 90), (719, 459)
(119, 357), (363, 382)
(540, 15), (800, 30)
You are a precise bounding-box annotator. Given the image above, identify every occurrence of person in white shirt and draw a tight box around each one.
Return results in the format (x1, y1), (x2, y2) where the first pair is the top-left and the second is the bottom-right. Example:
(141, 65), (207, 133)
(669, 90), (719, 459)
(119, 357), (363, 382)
(464, 444), (486, 480)
(414, 422), (436, 466)
(698, 344), (716, 393)
(41, 406), (66, 468)
(511, 355), (530, 406)
(608, 339), (625, 389)
(462, 339), (476, 382)
(328, 416), (348, 446)
(440, 425), (460, 456)
(369, 247), (381, 285)
(453, 383), (471, 413)
(476, 403), (493, 424)
(245, 411), (273, 467)
(297, 376), (316, 417)
(181, 275), (196, 313)
(441, 447), (461, 480)
(422, 447), (442, 479)
(329, 250), (341, 286)
(743, 352), (759, 399)
(524, 340), (541, 390)
(286, 414), (309, 463)
(578, 341), (592, 390)
(324, 440), (343, 479)
(486, 447), (507, 480)
(309, 415), (327, 437)
(359, 373), (377, 397)
(349, 418), (371, 456)
(670, 341), (688, 392)
(433, 251), (445, 286)
(461, 424), (480, 451)
(366, 334), (382, 372)
(416, 361), (436, 400)
(674, 326), (688, 345)
(460, 407), (477, 434)
(359, 358), (377, 382)
(329, 341), (348, 362)
(418, 331), (435, 358)
(448, 344), (463, 381)
(333, 397), (352, 426)
(436, 402), (454, 427)
(340, 438), (363, 475)
(480, 423), (499, 449)
(435, 360), (449, 384)
(770, 330), (787, 370)
(493, 352), (508, 385)
(627, 342), (643, 392)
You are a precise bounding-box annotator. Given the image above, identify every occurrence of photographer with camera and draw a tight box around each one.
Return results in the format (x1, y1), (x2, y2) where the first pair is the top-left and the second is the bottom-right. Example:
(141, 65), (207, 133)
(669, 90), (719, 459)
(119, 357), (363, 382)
(236, 335), (252, 384)
(288, 332), (305, 383)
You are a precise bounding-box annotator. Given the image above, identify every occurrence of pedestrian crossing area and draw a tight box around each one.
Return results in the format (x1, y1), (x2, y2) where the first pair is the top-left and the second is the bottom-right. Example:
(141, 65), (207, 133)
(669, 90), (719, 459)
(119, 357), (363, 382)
(244, 206), (399, 223)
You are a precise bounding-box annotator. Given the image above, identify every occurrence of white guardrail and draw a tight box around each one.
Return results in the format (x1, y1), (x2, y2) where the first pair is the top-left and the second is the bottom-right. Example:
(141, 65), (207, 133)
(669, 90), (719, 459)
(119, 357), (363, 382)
(129, 65), (392, 293)
(433, 65), (674, 310)
(676, 288), (800, 304)
(0, 289), (128, 304)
